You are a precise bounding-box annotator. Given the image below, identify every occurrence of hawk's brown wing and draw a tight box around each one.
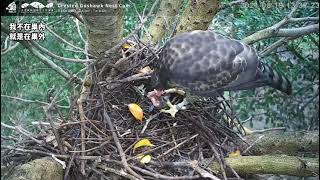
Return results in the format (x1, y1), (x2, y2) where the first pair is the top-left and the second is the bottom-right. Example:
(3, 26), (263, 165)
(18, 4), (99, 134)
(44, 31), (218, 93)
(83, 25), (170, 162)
(157, 30), (292, 96)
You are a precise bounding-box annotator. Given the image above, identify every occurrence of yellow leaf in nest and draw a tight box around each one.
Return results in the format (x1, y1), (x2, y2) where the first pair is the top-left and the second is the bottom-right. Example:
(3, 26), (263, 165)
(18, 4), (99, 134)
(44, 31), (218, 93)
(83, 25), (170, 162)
(139, 155), (152, 164)
(122, 43), (131, 49)
(128, 103), (143, 121)
(138, 66), (153, 74)
(228, 149), (241, 158)
(133, 138), (155, 151)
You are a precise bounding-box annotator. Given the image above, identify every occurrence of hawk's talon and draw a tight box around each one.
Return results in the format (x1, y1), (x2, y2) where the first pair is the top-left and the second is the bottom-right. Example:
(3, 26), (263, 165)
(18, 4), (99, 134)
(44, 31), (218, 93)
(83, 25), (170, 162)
(160, 98), (189, 117)
(161, 100), (179, 117)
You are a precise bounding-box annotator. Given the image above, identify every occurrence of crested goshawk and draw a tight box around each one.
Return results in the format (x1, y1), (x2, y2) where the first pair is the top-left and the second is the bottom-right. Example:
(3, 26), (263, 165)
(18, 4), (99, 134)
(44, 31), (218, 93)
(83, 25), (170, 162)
(149, 30), (292, 116)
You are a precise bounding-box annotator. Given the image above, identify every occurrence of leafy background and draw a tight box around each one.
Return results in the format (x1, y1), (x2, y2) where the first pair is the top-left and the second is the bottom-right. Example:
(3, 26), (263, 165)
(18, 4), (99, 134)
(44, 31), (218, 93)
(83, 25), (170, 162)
(1, 0), (319, 137)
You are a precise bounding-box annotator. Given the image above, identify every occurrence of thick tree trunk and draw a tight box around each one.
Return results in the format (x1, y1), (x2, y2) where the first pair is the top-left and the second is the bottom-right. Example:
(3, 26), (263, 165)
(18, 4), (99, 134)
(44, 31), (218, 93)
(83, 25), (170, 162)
(244, 131), (319, 156)
(210, 155), (319, 177)
(175, 0), (220, 34)
(81, 0), (123, 58)
(142, 0), (184, 44)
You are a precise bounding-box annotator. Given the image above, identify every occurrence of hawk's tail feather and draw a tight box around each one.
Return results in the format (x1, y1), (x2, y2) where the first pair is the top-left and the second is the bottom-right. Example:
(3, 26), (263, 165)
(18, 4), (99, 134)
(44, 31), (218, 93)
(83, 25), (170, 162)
(261, 64), (292, 95)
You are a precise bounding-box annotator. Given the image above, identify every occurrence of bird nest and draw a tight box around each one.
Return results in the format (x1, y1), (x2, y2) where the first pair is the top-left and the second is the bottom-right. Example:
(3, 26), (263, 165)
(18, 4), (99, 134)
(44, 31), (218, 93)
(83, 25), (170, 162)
(1, 39), (247, 179)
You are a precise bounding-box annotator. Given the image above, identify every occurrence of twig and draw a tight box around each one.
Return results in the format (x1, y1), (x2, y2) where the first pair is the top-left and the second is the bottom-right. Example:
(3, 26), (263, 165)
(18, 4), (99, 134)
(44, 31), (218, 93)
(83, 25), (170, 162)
(3, 36), (9, 49)
(64, 152), (77, 180)
(0, 25), (84, 85)
(289, 17), (319, 23)
(29, 40), (93, 63)
(2, 146), (104, 160)
(1, 94), (69, 108)
(219, 0), (247, 10)
(243, 23), (319, 44)
(43, 106), (65, 154)
(241, 0), (319, 44)
(75, 18), (86, 43)
(140, 113), (160, 134)
(276, 24), (319, 37)
(69, 11), (84, 24)
(4, 39), (82, 85)
(127, 136), (191, 161)
(1, 42), (19, 55)
(189, 160), (220, 180)
(46, 25), (85, 52)
(226, 163), (243, 180)
(77, 80), (89, 175)
(69, 140), (111, 153)
(130, 165), (200, 180)
(90, 167), (112, 180)
(243, 135), (265, 154)
(259, 37), (293, 57)
(251, 127), (286, 134)
(102, 109), (144, 180)
(157, 134), (199, 159)
(1, 123), (43, 145)
(240, 116), (253, 124)
(103, 0), (160, 57)
(96, 164), (139, 180)
(209, 143), (227, 180)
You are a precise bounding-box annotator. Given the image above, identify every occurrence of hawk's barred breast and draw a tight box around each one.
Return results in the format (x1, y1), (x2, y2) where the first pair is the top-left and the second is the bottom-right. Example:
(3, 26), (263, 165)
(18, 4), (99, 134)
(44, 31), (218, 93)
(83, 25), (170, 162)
(156, 30), (292, 96)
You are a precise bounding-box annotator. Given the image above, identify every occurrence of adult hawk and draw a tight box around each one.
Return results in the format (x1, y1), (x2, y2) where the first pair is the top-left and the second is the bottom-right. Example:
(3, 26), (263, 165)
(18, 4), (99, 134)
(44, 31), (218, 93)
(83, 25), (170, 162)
(149, 30), (292, 116)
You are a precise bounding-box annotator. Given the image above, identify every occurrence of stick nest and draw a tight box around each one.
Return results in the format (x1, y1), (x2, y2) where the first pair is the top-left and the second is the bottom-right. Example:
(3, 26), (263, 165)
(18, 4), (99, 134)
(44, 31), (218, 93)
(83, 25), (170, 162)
(2, 39), (247, 180)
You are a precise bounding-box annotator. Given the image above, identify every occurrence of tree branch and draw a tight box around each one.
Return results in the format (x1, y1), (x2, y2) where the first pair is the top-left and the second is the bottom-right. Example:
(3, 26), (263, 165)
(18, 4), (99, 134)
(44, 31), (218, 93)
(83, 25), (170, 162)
(242, 23), (319, 44)
(1, 94), (69, 108)
(259, 37), (293, 57)
(46, 25), (90, 54)
(219, 0), (247, 10)
(289, 17), (319, 23)
(278, 24), (319, 37)
(242, 0), (319, 44)
(69, 11), (84, 24)
(29, 40), (93, 63)
(1, 42), (19, 55)
(102, 109), (144, 180)
(23, 41), (83, 84)
(75, 18), (86, 43)
(1, 123), (43, 145)
(1, 24), (83, 85)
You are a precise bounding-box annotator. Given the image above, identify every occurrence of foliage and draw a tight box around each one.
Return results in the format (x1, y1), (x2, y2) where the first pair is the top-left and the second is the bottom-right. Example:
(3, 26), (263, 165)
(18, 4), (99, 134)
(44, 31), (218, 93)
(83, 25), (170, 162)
(1, 16), (83, 135)
(122, 0), (157, 36)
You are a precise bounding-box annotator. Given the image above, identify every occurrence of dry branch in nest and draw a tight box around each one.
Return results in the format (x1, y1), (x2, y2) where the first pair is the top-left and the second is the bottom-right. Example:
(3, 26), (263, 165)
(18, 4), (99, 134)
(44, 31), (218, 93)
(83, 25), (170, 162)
(1, 38), (248, 180)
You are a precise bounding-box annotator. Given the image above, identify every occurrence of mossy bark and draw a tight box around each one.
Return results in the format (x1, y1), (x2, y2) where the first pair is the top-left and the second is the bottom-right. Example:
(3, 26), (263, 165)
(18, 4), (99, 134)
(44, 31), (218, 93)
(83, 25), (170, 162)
(7, 157), (64, 180)
(210, 155), (319, 177)
(142, 0), (184, 44)
(176, 0), (219, 34)
(81, 0), (123, 58)
(244, 131), (319, 156)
